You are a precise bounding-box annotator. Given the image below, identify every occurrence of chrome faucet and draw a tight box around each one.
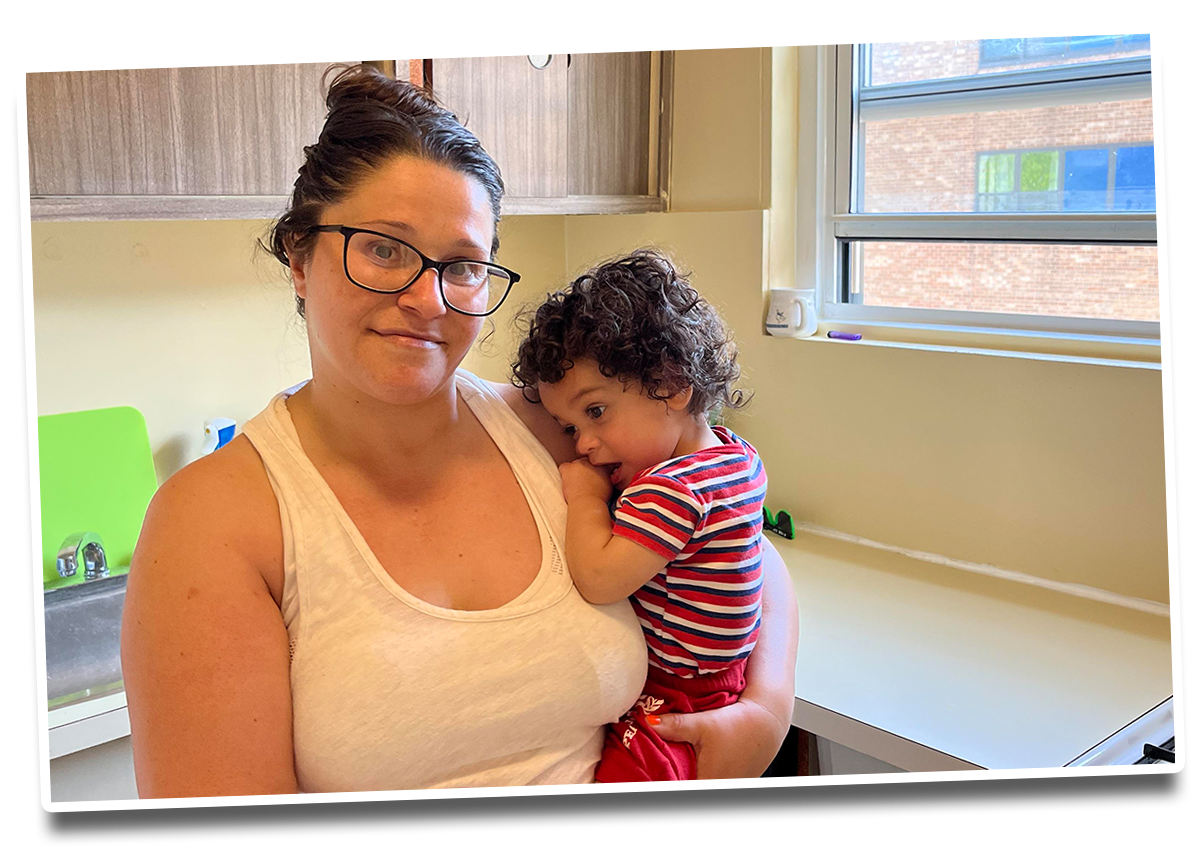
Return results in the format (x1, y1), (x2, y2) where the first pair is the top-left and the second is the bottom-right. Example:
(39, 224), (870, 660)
(56, 532), (108, 581)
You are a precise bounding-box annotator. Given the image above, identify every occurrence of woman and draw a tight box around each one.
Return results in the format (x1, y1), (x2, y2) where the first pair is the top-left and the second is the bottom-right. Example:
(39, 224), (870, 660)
(120, 65), (798, 796)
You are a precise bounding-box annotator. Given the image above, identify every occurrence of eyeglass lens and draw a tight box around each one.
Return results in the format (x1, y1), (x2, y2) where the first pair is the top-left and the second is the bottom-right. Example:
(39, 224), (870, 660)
(345, 231), (511, 315)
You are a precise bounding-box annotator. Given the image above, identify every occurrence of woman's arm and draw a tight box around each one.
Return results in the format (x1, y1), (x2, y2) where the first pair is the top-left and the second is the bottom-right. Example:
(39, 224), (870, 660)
(650, 537), (799, 779)
(120, 438), (299, 797)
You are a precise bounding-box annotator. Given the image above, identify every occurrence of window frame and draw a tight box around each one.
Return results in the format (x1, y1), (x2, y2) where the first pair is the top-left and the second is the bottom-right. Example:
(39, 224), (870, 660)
(805, 43), (1160, 346)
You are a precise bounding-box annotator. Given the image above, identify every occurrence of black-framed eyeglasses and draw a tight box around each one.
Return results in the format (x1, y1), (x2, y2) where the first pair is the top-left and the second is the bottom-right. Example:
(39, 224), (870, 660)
(306, 224), (520, 317)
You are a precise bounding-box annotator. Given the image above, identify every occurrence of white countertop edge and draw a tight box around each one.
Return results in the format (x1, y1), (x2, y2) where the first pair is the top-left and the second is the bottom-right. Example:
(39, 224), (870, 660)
(48, 704), (130, 760)
(48, 690), (127, 729)
(1066, 697), (1174, 766)
(793, 696), (983, 772)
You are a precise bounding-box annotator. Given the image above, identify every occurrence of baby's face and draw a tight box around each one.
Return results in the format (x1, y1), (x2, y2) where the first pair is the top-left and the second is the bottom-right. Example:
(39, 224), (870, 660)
(538, 359), (691, 492)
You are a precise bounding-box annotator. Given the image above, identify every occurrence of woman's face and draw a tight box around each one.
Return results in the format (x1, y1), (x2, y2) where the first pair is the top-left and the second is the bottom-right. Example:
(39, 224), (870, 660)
(290, 155), (496, 406)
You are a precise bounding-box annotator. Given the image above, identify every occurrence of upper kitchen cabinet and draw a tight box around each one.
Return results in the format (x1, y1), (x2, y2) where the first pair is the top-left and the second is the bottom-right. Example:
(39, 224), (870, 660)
(26, 54), (669, 221)
(27, 63), (334, 221)
(431, 54), (570, 199)
(431, 52), (666, 214)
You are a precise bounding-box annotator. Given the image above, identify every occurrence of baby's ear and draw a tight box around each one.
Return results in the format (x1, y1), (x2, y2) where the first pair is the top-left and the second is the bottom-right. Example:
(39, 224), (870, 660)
(666, 385), (694, 412)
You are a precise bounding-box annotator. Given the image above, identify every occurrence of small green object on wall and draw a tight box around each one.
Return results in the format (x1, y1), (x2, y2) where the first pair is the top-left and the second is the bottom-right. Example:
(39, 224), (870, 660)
(763, 507), (795, 539)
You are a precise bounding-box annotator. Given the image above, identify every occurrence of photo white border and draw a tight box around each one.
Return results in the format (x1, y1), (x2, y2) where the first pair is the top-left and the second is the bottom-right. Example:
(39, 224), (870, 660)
(11, 20), (1180, 806)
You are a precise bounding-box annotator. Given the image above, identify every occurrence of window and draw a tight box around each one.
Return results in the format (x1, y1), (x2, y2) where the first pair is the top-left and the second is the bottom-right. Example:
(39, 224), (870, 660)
(976, 144), (1155, 212)
(809, 36), (1159, 350)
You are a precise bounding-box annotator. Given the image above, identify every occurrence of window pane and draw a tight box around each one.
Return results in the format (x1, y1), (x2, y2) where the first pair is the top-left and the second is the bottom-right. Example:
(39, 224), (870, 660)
(860, 99), (1154, 213)
(867, 36), (1150, 87)
(1018, 150), (1060, 211)
(980, 39), (1022, 65)
(1019, 151), (1059, 192)
(1114, 145), (1156, 210)
(1066, 35), (1117, 55)
(977, 153), (1016, 211)
(853, 241), (1159, 322)
(1064, 149), (1110, 210)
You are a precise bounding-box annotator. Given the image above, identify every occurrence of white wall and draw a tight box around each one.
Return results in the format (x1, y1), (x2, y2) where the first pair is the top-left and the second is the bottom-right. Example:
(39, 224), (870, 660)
(32, 220), (311, 482)
(32, 214), (567, 485)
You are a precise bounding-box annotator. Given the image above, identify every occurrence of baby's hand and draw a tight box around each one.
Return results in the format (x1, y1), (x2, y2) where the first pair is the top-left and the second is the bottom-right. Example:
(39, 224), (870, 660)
(558, 459), (614, 503)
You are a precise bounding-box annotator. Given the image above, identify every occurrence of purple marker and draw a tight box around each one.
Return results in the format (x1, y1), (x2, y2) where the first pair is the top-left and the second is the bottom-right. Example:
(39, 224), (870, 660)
(827, 331), (862, 341)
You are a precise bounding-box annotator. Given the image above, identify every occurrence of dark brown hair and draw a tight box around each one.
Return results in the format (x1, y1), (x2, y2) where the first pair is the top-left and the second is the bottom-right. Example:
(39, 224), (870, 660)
(512, 249), (748, 418)
(265, 64), (505, 317)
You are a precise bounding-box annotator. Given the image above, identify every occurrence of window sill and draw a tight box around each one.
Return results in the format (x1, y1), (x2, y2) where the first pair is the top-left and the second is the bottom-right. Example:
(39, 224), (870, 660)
(780, 319), (1161, 369)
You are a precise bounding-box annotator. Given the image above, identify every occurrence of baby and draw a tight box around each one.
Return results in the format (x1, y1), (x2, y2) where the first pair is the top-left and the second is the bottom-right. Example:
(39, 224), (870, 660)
(512, 249), (766, 782)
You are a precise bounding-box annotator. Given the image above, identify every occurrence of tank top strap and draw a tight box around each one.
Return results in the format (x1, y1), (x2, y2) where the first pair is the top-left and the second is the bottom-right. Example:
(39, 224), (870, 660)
(452, 370), (568, 546)
(240, 384), (335, 633)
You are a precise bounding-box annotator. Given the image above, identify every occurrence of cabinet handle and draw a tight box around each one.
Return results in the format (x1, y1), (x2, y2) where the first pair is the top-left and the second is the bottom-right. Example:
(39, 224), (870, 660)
(528, 55), (553, 70)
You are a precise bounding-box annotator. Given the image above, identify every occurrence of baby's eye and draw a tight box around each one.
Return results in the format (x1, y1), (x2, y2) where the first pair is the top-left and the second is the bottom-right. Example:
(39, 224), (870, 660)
(562, 424), (578, 437)
(585, 405), (606, 420)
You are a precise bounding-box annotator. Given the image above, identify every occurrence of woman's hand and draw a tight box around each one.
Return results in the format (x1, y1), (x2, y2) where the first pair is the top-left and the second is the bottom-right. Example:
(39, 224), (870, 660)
(649, 696), (791, 779)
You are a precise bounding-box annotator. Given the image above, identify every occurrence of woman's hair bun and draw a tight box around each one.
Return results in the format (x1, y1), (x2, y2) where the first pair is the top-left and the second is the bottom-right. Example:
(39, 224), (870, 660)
(265, 63), (505, 318)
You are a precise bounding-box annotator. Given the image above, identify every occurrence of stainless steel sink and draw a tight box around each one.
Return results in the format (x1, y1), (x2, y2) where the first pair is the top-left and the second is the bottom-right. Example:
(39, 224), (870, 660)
(43, 573), (128, 706)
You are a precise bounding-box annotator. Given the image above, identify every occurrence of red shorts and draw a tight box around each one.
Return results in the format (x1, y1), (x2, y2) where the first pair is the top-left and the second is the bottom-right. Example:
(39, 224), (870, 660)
(593, 658), (748, 783)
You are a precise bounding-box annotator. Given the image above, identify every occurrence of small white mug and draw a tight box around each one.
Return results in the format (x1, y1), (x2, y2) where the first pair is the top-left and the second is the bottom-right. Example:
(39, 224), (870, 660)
(766, 288), (818, 338)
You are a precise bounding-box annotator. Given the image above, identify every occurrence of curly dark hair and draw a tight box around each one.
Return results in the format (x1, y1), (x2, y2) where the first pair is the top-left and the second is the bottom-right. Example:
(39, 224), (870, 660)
(512, 249), (748, 418)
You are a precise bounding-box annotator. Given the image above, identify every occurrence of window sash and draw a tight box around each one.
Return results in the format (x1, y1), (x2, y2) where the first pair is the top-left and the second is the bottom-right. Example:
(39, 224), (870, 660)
(832, 213), (1157, 243)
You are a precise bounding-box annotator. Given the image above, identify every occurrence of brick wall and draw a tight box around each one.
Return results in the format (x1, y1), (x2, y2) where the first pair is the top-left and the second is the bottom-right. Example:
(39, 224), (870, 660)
(861, 242), (1160, 321)
(856, 40), (1158, 322)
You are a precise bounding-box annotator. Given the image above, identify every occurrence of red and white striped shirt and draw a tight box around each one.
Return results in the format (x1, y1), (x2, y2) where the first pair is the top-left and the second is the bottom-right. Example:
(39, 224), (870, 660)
(611, 426), (766, 677)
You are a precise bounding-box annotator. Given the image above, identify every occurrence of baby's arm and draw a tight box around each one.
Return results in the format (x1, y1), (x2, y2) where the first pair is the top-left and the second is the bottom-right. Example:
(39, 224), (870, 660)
(559, 459), (671, 604)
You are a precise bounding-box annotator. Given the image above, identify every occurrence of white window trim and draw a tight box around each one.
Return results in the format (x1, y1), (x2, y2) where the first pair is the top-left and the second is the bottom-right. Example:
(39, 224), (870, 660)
(796, 44), (1162, 362)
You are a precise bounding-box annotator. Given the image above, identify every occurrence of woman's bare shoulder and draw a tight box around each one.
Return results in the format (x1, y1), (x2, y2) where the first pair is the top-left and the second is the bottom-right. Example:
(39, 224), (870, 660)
(136, 435), (284, 599)
(147, 436), (277, 533)
(492, 381), (576, 465)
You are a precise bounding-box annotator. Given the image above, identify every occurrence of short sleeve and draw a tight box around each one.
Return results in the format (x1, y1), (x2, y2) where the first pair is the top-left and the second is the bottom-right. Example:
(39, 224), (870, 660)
(611, 473), (705, 560)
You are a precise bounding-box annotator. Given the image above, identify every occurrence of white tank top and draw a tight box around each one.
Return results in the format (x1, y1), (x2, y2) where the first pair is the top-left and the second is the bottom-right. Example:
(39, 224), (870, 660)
(240, 370), (647, 792)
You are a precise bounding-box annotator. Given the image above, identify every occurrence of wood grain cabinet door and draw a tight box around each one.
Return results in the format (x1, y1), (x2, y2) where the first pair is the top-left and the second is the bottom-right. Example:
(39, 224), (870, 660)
(27, 63), (332, 197)
(431, 54), (570, 199)
(432, 52), (657, 207)
(567, 52), (653, 197)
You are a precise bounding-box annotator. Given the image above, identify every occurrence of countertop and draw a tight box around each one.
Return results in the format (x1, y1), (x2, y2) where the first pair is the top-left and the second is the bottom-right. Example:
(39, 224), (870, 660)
(776, 531), (1173, 771)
